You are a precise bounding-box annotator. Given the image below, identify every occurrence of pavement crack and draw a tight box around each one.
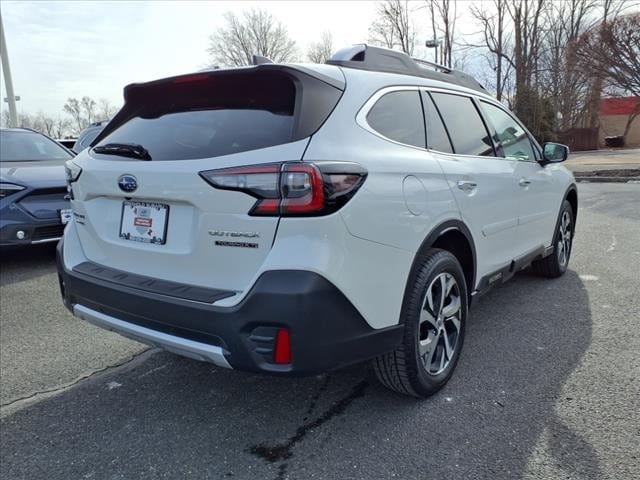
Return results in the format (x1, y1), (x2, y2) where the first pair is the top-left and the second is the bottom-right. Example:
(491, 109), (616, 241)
(0, 347), (153, 414)
(302, 374), (331, 422)
(248, 380), (368, 471)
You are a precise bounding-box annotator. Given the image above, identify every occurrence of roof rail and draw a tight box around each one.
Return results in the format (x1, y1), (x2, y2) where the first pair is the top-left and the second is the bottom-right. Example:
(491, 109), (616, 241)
(327, 44), (486, 94)
(252, 54), (273, 65)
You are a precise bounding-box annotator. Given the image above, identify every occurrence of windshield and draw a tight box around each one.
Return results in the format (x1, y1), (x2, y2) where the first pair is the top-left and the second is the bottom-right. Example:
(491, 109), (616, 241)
(0, 130), (73, 162)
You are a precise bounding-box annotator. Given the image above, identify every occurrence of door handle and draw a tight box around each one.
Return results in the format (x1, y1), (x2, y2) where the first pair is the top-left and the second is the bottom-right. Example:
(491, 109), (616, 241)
(519, 178), (531, 187)
(457, 180), (477, 192)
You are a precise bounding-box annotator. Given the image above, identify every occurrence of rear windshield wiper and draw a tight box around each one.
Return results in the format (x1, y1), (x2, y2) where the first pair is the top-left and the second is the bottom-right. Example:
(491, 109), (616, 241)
(93, 143), (152, 161)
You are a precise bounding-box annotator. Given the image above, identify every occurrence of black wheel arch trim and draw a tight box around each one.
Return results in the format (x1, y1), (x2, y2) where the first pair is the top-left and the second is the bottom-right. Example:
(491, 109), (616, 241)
(401, 219), (477, 322)
(555, 183), (578, 241)
(563, 183), (578, 222)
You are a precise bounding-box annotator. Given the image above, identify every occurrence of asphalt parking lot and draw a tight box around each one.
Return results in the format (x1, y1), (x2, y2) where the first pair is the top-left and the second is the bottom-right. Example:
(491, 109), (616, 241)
(1, 182), (638, 480)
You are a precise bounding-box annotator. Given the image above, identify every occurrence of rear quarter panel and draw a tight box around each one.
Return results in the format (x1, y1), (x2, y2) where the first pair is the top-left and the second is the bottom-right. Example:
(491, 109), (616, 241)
(301, 71), (463, 329)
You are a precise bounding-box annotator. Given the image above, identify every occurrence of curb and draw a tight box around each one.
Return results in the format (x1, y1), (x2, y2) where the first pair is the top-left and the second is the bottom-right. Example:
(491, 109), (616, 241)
(572, 168), (640, 183)
(575, 177), (640, 183)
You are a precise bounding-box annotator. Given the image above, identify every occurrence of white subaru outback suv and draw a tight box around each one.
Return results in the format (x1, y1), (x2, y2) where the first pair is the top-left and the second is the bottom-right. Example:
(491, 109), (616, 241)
(58, 45), (577, 398)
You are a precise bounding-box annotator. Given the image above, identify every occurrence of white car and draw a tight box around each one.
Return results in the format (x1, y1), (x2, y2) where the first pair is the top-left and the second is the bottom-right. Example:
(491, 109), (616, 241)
(57, 45), (577, 397)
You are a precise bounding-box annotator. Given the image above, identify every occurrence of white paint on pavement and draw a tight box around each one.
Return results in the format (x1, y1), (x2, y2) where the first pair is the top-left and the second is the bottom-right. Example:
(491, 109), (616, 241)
(579, 274), (599, 281)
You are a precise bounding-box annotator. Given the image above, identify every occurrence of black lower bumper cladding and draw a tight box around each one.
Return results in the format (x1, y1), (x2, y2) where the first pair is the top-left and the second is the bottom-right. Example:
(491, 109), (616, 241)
(56, 241), (402, 376)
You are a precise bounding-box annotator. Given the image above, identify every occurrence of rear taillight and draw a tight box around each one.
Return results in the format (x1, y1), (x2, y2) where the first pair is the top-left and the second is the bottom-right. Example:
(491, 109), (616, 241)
(199, 162), (367, 217)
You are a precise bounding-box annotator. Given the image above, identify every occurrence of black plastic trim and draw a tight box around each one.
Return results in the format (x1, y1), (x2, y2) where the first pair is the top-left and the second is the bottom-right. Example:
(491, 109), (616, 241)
(72, 261), (235, 304)
(402, 219), (477, 314)
(474, 246), (548, 299)
(328, 44), (486, 93)
(58, 243), (403, 376)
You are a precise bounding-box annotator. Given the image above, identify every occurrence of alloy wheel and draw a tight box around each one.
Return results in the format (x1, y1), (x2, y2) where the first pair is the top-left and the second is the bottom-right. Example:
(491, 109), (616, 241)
(557, 211), (572, 267)
(418, 272), (462, 375)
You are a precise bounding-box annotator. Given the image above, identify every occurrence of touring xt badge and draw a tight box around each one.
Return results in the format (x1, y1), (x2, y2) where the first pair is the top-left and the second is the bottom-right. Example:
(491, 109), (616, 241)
(209, 230), (260, 249)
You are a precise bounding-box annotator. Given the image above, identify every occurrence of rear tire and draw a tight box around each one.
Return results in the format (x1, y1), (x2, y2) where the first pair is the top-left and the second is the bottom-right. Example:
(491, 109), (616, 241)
(531, 200), (574, 278)
(372, 249), (467, 398)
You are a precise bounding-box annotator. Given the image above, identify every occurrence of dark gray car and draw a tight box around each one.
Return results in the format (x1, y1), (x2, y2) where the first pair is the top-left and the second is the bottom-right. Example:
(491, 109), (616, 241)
(0, 128), (74, 246)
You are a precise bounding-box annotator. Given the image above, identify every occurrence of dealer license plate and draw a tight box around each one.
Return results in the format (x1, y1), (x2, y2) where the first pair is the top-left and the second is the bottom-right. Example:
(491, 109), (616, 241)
(60, 209), (73, 225)
(119, 201), (169, 245)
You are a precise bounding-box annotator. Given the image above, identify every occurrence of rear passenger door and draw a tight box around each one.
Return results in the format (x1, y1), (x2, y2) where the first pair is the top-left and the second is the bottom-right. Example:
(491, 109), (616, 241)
(424, 91), (520, 281)
(478, 100), (559, 255)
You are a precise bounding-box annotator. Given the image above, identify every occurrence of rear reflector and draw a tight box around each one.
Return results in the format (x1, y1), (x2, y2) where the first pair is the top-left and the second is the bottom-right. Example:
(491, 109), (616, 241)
(274, 328), (292, 365)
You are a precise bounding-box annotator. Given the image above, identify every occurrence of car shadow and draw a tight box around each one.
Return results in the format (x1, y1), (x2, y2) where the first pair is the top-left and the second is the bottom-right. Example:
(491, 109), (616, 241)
(0, 269), (596, 480)
(0, 243), (58, 287)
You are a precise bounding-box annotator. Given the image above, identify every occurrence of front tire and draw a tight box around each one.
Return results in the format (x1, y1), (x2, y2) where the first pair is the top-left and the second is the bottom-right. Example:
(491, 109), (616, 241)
(372, 249), (467, 398)
(531, 200), (574, 278)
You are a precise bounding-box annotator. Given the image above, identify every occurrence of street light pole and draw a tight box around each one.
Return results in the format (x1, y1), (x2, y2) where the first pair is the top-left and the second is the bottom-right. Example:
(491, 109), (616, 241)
(0, 10), (18, 128)
(425, 38), (443, 65)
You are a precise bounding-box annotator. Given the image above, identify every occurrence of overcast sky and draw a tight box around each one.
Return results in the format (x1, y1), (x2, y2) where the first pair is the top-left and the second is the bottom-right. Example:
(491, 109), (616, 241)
(0, 0), (492, 117)
(36, 0), (640, 120)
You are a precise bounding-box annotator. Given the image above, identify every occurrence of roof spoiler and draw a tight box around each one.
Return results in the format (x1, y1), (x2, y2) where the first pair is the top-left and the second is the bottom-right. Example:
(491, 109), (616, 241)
(327, 44), (486, 94)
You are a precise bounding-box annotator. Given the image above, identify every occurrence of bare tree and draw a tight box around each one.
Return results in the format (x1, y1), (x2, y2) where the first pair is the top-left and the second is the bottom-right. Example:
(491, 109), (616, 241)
(63, 98), (84, 134)
(1, 109), (11, 128)
(36, 112), (56, 137)
(368, 1), (416, 55)
(369, 17), (397, 49)
(577, 12), (640, 141)
(307, 31), (334, 63)
(505, 0), (550, 139)
(539, 0), (597, 130)
(81, 96), (96, 125)
(583, 0), (632, 128)
(577, 13), (640, 96)
(52, 116), (71, 139)
(208, 9), (297, 66)
(427, 0), (457, 67)
(98, 98), (118, 121)
(470, 0), (513, 101)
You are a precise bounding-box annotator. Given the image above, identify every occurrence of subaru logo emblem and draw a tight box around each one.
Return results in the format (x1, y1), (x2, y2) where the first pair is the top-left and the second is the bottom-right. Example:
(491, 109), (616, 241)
(118, 174), (138, 193)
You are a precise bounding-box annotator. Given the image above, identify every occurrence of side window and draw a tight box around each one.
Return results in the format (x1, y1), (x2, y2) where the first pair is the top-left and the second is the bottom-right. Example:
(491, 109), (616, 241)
(480, 101), (536, 161)
(422, 92), (453, 153)
(81, 130), (100, 148)
(430, 92), (495, 156)
(366, 90), (425, 148)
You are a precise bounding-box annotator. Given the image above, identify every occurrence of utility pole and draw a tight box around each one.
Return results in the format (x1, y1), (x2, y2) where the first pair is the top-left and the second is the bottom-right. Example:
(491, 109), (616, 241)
(1, 10), (18, 127)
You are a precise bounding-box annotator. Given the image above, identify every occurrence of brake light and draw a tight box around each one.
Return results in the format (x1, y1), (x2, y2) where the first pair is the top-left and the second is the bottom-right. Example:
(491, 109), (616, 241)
(172, 74), (210, 84)
(199, 162), (367, 217)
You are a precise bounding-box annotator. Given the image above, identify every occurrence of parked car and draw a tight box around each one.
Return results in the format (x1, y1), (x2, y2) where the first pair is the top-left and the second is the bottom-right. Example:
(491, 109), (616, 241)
(73, 120), (109, 153)
(57, 45), (576, 397)
(1, 128), (74, 246)
(56, 138), (77, 150)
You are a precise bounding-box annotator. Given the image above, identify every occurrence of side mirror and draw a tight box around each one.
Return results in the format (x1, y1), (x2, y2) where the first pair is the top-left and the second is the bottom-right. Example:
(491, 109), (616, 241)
(541, 142), (569, 165)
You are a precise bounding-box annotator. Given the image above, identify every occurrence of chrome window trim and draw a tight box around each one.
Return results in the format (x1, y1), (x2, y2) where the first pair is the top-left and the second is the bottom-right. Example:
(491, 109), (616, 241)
(357, 84), (541, 164)
(355, 86), (427, 152)
(423, 88), (504, 160)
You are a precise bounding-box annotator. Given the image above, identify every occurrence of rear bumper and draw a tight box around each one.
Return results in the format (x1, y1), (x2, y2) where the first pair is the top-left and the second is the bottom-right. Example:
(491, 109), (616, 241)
(57, 241), (402, 376)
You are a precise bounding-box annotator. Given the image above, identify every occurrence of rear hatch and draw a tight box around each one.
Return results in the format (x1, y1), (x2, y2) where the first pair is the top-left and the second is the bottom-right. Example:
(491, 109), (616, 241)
(70, 66), (343, 294)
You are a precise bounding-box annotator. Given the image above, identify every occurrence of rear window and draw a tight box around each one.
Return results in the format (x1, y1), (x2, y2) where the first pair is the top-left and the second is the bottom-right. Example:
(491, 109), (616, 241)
(95, 72), (300, 161)
(0, 131), (73, 162)
(366, 90), (425, 148)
